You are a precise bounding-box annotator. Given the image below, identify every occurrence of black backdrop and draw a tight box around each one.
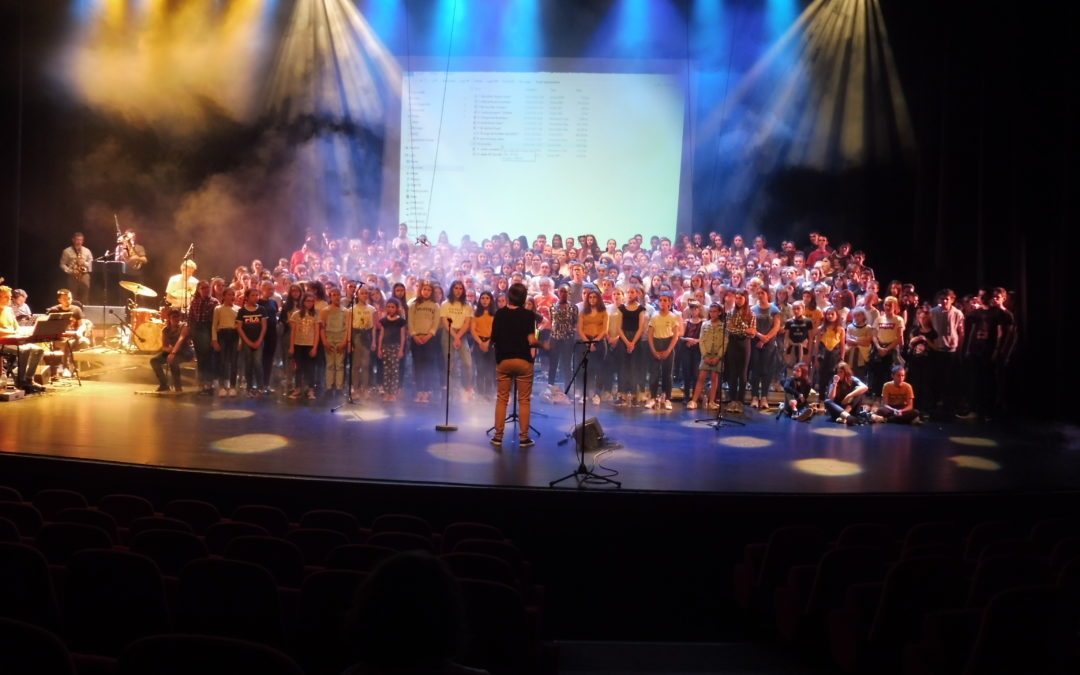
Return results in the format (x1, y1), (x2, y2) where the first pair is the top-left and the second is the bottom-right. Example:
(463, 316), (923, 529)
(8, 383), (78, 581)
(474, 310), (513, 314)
(0, 0), (1074, 417)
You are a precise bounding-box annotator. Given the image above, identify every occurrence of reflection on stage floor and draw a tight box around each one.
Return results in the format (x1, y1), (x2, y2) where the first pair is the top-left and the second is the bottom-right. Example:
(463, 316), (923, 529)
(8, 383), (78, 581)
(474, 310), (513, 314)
(2, 380), (1078, 495)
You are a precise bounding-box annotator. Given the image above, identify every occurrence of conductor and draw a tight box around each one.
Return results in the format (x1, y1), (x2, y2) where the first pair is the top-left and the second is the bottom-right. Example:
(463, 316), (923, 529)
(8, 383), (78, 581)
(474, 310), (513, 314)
(490, 282), (539, 448)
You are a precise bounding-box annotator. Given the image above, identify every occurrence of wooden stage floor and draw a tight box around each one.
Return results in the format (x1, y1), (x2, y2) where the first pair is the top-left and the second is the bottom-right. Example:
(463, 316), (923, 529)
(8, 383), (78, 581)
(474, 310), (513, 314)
(2, 376), (1078, 496)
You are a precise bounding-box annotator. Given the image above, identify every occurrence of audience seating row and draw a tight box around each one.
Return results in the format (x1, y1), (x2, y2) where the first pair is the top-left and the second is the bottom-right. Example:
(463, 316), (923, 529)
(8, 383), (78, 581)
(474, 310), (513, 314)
(734, 519), (1080, 674)
(0, 485), (542, 675)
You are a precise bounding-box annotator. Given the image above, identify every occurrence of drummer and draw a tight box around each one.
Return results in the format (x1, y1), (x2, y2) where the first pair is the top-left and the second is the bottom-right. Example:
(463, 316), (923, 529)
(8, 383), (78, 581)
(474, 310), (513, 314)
(165, 260), (198, 313)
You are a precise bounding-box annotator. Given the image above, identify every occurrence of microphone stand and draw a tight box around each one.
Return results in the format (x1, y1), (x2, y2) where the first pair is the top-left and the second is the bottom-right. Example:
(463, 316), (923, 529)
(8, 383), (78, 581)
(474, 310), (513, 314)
(550, 339), (621, 488)
(695, 308), (745, 430)
(436, 317), (457, 431)
(94, 251), (112, 328)
(180, 244), (194, 317)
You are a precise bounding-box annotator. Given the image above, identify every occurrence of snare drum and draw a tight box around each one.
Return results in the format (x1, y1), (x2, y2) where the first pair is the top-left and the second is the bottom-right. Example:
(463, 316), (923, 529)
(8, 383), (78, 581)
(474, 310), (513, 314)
(134, 319), (163, 353)
(131, 308), (159, 331)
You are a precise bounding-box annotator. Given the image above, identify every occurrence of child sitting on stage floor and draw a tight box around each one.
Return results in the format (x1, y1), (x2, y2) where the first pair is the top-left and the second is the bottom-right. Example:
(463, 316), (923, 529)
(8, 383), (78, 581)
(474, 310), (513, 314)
(825, 361), (870, 425)
(781, 362), (815, 422)
(872, 364), (921, 424)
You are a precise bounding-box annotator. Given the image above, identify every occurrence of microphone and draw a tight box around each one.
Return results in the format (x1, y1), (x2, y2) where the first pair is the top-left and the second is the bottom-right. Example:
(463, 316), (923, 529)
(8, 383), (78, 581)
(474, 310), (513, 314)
(415, 234), (430, 247)
(184, 243), (194, 260)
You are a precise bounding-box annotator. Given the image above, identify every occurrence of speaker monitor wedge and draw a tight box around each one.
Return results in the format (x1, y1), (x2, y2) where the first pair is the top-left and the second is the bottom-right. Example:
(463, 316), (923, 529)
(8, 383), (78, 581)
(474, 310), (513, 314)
(571, 417), (604, 452)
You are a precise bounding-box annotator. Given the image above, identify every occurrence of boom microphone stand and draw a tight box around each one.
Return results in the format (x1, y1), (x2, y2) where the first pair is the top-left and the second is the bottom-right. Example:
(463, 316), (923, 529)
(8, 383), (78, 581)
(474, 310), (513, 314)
(436, 317), (457, 432)
(695, 308), (745, 430)
(550, 339), (621, 488)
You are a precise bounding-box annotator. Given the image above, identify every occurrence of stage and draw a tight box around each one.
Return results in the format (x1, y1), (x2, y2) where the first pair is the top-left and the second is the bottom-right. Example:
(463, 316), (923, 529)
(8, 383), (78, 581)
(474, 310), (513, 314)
(4, 369), (1079, 641)
(2, 372), (1077, 496)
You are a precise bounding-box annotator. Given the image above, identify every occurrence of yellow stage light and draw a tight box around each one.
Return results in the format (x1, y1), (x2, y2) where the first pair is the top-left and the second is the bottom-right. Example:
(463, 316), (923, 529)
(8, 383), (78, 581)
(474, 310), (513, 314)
(426, 442), (497, 465)
(211, 433), (289, 454)
(206, 409), (256, 420)
(948, 436), (999, 448)
(811, 427), (859, 438)
(793, 458), (862, 476)
(949, 455), (1002, 471)
(718, 435), (773, 448)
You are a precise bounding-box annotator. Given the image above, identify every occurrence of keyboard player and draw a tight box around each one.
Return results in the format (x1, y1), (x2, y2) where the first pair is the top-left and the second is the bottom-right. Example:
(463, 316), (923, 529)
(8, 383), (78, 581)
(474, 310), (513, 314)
(0, 285), (46, 392)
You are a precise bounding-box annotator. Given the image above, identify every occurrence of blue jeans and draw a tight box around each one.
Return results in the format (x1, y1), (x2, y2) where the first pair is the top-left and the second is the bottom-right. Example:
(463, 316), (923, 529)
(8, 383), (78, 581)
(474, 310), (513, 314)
(240, 342), (263, 390)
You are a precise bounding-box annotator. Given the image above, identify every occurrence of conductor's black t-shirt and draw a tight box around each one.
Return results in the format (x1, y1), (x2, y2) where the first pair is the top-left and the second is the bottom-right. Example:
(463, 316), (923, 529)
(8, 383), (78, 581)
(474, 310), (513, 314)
(492, 306), (535, 363)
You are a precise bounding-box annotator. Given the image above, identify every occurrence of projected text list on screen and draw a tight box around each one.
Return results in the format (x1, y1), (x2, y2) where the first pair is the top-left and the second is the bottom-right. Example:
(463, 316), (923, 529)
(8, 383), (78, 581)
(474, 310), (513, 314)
(401, 71), (684, 246)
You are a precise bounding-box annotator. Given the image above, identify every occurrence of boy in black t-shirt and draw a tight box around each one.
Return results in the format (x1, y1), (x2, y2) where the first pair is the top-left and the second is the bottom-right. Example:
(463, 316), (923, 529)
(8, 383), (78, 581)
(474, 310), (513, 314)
(784, 301), (813, 374)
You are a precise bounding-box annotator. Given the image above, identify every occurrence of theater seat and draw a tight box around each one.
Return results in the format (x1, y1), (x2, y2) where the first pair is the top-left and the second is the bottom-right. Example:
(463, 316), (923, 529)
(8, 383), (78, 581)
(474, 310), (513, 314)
(326, 544), (396, 572)
(63, 549), (170, 657)
(230, 505), (292, 538)
(286, 528), (350, 566)
(735, 526), (825, 615)
(34, 522), (113, 564)
(32, 489), (87, 521)
(224, 536), (306, 588)
(117, 634), (303, 675)
(295, 570), (367, 675)
(372, 513), (433, 539)
(0, 502), (43, 537)
(442, 521), (505, 553)
(0, 542), (61, 631)
(0, 617), (75, 675)
(128, 516), (193, 538)
(204, 521), (269, 556)
(963, 586), (1074, 674)
(0, 485), (23, 502)
(178, 559), (284, 647)
(54, 508), (119, 544)
(775, 546), (888, 644)
(369, 531), (435, 553)
(0, 517), (20, 543)
(97, 494), (156, 527)
(299, 509), (366, 544)
(131, 529), (209, 577)
(460, 579), (534, 675)
(163, 499), (221, 535)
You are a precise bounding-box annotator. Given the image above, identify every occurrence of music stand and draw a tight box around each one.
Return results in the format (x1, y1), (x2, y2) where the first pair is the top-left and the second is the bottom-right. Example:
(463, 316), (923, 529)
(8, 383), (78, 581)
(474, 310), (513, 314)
(550, 339), (620, 488)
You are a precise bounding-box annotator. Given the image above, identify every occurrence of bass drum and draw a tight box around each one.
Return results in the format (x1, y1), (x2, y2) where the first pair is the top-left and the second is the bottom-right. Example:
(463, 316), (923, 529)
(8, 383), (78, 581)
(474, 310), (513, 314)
(130, 308), (159, 330)
(133, 320), (163, 353)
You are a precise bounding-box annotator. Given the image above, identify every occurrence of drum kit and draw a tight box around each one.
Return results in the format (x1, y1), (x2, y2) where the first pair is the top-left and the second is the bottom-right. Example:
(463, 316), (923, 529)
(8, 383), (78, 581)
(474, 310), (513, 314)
(110, 280), (165, 353)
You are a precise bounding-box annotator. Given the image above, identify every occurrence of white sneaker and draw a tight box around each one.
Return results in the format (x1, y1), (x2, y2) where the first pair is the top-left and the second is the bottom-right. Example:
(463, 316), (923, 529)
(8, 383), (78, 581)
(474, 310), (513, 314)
(644, 398), (656, 409)
(687, 400), (698, 410)
(663, 399), (672, 410)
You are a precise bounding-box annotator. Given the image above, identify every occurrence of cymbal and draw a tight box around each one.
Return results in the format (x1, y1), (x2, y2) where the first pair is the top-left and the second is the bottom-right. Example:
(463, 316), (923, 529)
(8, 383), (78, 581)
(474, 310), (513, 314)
(119, 280), (158, 298)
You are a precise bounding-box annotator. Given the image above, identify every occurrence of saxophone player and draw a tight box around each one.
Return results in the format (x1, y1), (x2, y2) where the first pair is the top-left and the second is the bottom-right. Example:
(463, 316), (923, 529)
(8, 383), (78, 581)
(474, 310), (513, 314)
(59, 232), (93, 303)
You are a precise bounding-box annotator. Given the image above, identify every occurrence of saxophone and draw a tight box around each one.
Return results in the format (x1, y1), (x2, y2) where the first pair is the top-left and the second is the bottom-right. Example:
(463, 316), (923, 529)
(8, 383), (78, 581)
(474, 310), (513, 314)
(71, 248), (88, 279)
